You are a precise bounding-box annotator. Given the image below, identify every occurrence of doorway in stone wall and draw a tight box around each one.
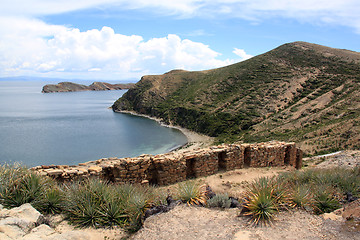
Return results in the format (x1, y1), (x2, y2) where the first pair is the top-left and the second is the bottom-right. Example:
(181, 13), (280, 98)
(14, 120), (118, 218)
(244, 148), (251, 167)
(148, 166), (159, 185)
(218, 152), (226, 171)
(284, 146), (291, 165)
(186, 158), (196, 179)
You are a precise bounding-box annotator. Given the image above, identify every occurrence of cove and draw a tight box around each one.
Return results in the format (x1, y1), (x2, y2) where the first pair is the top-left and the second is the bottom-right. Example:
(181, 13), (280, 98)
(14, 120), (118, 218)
(0, 81), (187, 167)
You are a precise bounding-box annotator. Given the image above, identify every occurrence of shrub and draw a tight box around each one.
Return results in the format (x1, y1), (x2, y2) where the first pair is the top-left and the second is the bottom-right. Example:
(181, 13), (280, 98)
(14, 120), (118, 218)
(207, 193), (232, 208)
(243, 188), (278, 225)
(33, 187), (65, 215)
(242, 177), (280, 225)
(64, 179), (106, 228)
(0, 165), (54, 210)
(313, 187), (341, 214)
(288, 185), (313, 209)
(176, 181), (207, 206)
(119, 185), (155, 233)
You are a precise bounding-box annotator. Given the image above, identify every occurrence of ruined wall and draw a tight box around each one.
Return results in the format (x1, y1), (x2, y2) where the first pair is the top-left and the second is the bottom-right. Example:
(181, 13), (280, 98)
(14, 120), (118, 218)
(32, 141), (302, 186)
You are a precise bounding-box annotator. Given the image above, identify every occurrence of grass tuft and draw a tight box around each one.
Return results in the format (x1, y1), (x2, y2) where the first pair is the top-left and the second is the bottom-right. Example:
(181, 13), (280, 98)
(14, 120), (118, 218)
(176, 181), (207, 206)
(206, 193), (232, 208)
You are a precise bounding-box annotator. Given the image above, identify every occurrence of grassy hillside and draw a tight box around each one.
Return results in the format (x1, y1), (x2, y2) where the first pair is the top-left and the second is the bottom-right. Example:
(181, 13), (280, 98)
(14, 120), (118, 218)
(112, 42), (360, 155)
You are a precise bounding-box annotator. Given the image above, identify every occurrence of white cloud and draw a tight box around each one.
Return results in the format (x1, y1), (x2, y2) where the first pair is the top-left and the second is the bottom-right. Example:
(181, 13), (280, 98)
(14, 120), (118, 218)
(0, 18), (233, 79)
(1, 1), (359, 33)
(233, 48), (253, 61)
(2, 0), (360, 79)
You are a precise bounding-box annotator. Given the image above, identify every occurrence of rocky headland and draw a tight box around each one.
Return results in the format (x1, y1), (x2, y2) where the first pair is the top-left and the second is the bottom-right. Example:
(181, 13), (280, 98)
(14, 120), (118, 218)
(42, 81), (134, 93)
(112, 41), (360, 155)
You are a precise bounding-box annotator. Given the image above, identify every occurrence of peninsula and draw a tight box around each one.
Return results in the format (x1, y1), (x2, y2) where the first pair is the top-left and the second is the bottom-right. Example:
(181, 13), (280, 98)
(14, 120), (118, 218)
(113, 41), (360, 155)
(42, 81), (134, 93)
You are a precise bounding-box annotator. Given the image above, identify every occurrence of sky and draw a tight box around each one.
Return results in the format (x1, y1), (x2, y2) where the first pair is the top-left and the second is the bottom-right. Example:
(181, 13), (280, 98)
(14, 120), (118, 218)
(1, 0), (360, 81)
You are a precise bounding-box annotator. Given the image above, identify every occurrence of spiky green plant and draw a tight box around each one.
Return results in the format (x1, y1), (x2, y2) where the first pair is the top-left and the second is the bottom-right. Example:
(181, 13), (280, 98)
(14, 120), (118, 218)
(98, 196), (127, 228)
(313, 187), (341, 214)
(206, 193), (232, 208)
(64, 179), (107, 228)
(0, 164), (29, 207)
(33, 187), (65, 214)
(119, 185), (155, 233)
(243, 177), (280, 225)
(176, 181), (207, 206)
(0, 165), (53, 209)
(243, 189), (278, 225)
(288, 185), (313, 209)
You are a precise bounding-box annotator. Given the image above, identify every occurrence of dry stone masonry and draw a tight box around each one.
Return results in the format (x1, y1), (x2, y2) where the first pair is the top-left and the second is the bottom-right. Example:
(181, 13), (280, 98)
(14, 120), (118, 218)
(32, 141), (302, 186)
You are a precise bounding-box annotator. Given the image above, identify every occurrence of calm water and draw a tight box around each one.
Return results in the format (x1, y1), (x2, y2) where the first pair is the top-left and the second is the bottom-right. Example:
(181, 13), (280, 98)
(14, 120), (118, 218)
(0, 81), (187, 167)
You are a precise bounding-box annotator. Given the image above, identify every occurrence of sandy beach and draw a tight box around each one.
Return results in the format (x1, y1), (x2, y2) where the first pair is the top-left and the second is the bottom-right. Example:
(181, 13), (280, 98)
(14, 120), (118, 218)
(114, 110), (215, 152)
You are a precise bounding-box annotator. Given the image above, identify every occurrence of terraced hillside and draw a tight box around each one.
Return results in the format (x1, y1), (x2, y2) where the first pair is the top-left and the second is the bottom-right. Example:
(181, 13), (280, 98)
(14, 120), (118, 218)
(112, 42), (360, 155)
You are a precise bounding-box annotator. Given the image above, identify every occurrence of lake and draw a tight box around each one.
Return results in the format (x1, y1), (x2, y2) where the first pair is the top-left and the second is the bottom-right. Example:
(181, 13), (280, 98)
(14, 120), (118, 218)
(0, 81), (187, 167)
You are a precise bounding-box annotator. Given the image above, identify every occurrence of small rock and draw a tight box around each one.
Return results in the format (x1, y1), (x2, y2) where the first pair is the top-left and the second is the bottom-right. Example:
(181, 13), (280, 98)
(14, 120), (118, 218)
(342, 199), (360, 221)
(0, 224), (25, 239)
(88, 166), (102, 172)
(141, 180), (149, 185)
(45, 169), (63, 176)
(322, 212), (343, 221)
(22, 224), (56, 240)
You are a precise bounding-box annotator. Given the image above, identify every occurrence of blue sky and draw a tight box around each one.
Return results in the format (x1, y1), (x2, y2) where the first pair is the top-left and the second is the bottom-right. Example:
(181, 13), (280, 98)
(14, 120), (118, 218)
(1, 1), (359, 81)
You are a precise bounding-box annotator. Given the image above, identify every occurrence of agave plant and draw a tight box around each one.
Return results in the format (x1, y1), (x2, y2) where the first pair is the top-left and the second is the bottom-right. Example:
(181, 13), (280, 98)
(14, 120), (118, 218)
(98, 196), (127, 228)
(0, 165), (52, 209)
(119, 185), (155, 232)
(64, 179), (105, 228)
(312, 186), (341, 215)
(176, 180), (207, 206)
(33, 187), (65, 214)
(288, 185), (313, 209)
(243, 189), (279, 225)
(242, 177), (281, 225)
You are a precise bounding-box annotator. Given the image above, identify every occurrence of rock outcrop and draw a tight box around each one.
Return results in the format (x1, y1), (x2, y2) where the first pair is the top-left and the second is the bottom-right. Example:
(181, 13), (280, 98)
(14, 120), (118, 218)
(42, 81), (134, 93)
(32, 141), (302, 186)
(0, 204), (120, 239)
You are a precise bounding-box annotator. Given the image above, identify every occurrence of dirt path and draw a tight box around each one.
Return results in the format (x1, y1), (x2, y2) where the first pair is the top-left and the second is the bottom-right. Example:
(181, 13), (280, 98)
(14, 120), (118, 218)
(131, 206), (359, 240)
(131, 205), (241, 240)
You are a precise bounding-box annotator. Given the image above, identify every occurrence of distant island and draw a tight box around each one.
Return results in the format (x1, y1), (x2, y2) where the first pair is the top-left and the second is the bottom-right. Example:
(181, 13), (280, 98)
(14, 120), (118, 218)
(42, 81), (134, 93)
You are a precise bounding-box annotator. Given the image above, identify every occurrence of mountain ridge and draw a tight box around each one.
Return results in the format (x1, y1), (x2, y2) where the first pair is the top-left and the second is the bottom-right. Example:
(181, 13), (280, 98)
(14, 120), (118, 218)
(112, 41), (360, 155)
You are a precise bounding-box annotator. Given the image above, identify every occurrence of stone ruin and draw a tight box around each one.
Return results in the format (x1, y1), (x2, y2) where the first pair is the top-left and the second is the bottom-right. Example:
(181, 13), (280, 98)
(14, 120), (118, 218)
(31, 141), (302, 186)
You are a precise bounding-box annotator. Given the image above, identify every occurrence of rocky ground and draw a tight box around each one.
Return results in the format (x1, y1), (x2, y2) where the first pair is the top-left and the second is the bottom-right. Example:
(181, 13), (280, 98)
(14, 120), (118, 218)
(132, 205), (359, 240)
(0, 203), (126, 240)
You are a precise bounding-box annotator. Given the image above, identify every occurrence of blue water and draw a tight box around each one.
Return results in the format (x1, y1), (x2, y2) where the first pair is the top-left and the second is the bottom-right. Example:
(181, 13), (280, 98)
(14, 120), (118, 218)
(0, 81), (187, 167)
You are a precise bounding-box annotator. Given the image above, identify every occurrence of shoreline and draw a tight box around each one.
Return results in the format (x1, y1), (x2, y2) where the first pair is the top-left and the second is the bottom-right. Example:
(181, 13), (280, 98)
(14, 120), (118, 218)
(114, 110), (214, 152)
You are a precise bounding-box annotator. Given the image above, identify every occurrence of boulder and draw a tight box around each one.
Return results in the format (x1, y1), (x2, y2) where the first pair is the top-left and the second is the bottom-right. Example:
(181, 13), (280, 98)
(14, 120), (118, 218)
(7, 203), (42, 224)
(342, 199), (360, 221)
(22, 224), (56, 240)
(0, 225), (25, 239)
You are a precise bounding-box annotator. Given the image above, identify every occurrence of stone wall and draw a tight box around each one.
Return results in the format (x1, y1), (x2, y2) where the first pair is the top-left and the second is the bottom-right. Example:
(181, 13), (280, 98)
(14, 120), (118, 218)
(32, 141), (302, 186)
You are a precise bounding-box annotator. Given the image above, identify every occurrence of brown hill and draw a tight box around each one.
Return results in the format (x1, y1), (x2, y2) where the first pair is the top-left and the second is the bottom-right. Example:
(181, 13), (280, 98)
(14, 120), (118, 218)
(112, 41), (360, 155)
(42, 81), (134, 93)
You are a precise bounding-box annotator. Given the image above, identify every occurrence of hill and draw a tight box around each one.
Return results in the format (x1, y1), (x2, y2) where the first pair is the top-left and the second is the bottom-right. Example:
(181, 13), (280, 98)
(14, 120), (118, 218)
(112, 42), (360, 155)
(42, 81), (134, 93)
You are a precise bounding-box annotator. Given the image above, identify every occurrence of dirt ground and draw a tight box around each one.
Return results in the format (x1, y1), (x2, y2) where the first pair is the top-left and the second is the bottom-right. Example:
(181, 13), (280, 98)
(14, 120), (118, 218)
(131, 205), (359, 240)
